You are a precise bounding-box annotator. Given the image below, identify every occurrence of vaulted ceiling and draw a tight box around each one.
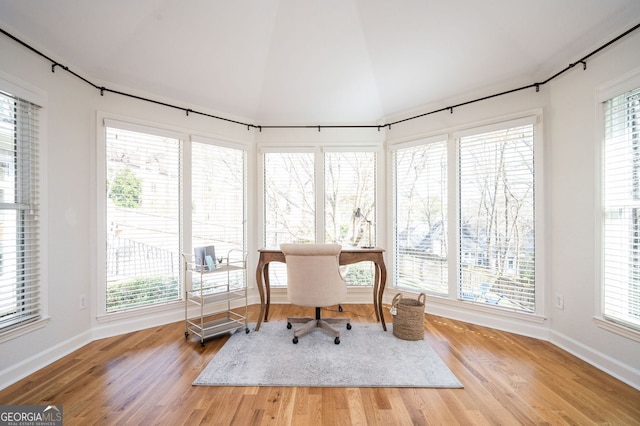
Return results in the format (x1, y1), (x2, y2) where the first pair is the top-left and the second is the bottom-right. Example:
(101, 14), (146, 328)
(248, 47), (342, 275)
(1, 1), (640, 125)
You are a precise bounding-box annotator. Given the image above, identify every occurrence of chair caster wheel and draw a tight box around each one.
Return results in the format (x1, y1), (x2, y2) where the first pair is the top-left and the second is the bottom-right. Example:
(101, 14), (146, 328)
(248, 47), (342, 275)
(245, 328), (250, 334)
(184, 331), (189, 338)
(287, 322), (292, 329)
(346, 323), (352, 330)
(334, 337), (340, 345)
(200, 341), (205, 347)
(293, 336), (299, 344)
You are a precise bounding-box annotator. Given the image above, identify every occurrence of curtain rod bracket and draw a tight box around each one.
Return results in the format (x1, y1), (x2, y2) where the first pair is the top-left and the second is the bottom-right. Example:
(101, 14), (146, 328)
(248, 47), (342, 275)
(449, 107), (453, 114)
(535, 84), (540, 92)
(186, 109), (192, 116)
(258, 125), (262, 133)
(318, 125), (321, 132)
(100, 87), (105, 96)
(51, 63), (68, 73)
(581, 60), (587, 70)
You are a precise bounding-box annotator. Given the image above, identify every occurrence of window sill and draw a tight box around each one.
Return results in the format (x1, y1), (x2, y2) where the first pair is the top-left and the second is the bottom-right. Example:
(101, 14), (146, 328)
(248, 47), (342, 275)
(97, 300), (183, 323)
(593, 316), (640, 343)
(0, 316), (51, 344)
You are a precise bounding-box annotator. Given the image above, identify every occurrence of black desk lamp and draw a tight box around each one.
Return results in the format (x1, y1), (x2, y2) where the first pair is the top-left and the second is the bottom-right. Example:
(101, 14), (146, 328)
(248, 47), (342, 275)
(354, 208), (374, 249)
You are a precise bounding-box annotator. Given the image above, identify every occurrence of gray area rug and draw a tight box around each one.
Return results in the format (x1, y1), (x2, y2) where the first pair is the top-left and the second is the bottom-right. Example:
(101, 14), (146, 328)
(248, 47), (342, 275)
(193, 321), (463, 388)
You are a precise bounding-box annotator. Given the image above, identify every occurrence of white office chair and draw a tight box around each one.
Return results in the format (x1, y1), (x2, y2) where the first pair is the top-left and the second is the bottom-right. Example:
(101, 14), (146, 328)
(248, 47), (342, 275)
(280, 243), (351, 344)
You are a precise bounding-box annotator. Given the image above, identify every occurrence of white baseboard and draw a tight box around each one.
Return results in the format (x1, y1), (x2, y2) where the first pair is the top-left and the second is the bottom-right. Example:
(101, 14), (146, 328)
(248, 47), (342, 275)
(0, 329), (92, 390)
(550, 329), (640, 391)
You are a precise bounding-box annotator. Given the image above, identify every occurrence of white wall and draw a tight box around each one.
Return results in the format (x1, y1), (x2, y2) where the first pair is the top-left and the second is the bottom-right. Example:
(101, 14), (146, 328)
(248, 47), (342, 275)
(1, 27), (640, 390)
(546, 31), (640, 386)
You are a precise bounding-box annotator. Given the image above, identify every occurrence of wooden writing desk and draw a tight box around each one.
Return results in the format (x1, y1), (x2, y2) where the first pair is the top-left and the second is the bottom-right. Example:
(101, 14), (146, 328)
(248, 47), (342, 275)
(255, 247), (387, 331)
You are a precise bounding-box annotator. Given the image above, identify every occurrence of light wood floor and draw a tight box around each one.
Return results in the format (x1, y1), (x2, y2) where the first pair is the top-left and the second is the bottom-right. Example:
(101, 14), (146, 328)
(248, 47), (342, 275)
(1, 304), (639, 425)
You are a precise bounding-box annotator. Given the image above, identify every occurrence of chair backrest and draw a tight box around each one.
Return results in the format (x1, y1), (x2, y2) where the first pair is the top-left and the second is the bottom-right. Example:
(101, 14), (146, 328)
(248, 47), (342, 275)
(280, 243), (346, 307)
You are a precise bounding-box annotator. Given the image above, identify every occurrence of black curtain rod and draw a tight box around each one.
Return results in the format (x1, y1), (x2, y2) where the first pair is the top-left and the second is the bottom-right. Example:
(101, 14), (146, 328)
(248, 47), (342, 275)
(2, 21), (639, 131)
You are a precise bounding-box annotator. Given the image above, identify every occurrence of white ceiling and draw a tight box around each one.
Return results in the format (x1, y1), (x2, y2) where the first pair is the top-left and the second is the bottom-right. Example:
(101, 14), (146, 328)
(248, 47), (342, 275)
(1, 0), (640, 125)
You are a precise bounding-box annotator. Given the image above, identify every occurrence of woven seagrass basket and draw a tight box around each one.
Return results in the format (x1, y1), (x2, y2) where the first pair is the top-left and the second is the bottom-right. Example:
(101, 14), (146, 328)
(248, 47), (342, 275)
(391, 293), (426, 340)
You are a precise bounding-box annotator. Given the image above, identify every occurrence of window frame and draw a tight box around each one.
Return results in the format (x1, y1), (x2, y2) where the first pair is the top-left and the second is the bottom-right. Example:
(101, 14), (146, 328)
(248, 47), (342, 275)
(595, 68), (640, 342)
(391, 135), (449, 297)
(455, 117), (538, 313)
(96, 114), (249, 321)
(389, 112), (545, 319)
(258, 144), (381, 287)
(0, 72), (48, 342)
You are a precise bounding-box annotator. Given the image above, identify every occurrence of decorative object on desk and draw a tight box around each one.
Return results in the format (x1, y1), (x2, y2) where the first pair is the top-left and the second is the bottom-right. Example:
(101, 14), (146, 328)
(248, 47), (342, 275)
(193, 321), (462, 388)
(391, 293), (426, 341)
(194, 245), (217, 271)
(354, 207), (374, 248)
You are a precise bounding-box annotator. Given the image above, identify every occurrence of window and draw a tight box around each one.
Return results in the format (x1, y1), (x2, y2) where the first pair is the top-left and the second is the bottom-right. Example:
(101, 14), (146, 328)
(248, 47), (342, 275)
(101, 121), (248, 315)
(262, 149), (377, 286)
(324, 151), (376, 246)
(263, 151), (316, 246)
(391, 118), (538, 314)
(458, 123), (535, 312)
(104, 125), (182, 312)
(393, 140), (448, 295)
(603, 86), (640, 332)
(0, 90), (41, 333)
(191, 139), (247, 288)
(325, 150), (376, 285)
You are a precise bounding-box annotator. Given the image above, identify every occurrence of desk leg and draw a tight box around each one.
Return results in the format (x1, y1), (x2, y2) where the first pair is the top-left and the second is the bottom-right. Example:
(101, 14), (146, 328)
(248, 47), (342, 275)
(255, 260), (266, 331)
(377, 259), (387, 331)
(373, 264), (380, 322)
(264, 263), (271, 323)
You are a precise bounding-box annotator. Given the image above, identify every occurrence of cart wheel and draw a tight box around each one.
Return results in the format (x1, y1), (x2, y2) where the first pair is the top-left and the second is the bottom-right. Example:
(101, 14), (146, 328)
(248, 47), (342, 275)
(334, 337), (340, 345)
(293, 336), (298, 344)
(346, 323), (352, 330)
(287, 322), (292, 329)
(184, 331), (189, 338)
(245, 328), (250, 334)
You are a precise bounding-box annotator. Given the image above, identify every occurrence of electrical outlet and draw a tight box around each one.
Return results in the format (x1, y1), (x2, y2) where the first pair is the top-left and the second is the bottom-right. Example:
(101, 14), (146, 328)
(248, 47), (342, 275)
(79, 295), (87, 310)
(554, 295), (564, 310)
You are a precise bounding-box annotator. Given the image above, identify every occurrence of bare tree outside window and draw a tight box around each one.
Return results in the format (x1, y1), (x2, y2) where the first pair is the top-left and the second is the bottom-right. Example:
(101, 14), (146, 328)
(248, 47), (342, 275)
(459, 125), (535, 312)
(263, 150), (377, 286)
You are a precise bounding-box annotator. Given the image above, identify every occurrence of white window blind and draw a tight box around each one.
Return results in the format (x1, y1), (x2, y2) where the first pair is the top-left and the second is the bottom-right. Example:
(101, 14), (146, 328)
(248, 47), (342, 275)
(191, 141), (247, 288)
(0, 91), (40, 333)
(393, 141), (448, 295)
(263, 152), (316, 246)
(105, 126), (182, 312)
(324, 151), (376, 286)
(458, 124), (535, 312)
(603, 86), (640, 331)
